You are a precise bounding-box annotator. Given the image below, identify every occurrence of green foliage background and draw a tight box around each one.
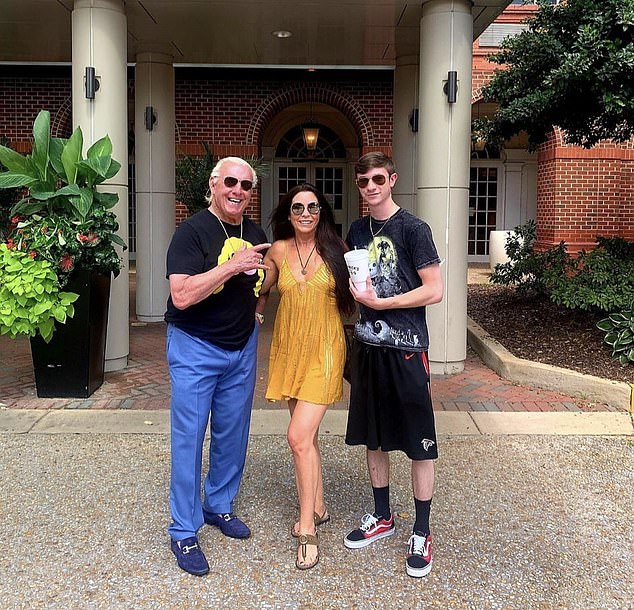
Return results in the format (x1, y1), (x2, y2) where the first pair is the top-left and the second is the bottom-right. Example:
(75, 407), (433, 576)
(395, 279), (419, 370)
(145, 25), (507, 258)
(477, 0), (634, 149)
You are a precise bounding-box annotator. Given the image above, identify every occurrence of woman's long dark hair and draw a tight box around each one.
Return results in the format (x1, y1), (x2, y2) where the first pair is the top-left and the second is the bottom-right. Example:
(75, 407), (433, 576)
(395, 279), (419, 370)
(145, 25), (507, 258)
(270, 183), (355, 317)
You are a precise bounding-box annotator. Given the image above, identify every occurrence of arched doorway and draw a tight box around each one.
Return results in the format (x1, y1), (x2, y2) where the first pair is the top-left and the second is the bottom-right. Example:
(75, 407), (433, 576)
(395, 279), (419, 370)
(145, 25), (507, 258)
(274, 123), (348, 236)
(259, 103), (360, 239)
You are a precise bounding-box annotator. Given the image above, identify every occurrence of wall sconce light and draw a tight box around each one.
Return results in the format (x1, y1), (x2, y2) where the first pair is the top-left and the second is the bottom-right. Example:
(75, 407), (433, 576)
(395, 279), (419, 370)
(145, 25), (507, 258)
(471, 138), (486, 153)
(144, 106), (157, 131)
(85, 66), (99, 100)
(408, 109), (419, 133)
(443, 70), (458, 104)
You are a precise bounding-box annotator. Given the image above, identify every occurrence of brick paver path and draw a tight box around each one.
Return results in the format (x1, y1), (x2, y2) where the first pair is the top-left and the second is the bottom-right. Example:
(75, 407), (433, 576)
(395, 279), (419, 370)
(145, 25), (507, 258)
(0, 320), (617, 412)
(0, 267), (620, 412)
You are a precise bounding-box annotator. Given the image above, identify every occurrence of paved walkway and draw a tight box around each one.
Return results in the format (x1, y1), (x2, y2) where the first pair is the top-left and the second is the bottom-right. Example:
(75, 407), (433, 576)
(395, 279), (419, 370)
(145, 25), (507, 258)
(1, 268), (632, 609)
(1, 428), (632, 609)
(0, 269), (630, 414)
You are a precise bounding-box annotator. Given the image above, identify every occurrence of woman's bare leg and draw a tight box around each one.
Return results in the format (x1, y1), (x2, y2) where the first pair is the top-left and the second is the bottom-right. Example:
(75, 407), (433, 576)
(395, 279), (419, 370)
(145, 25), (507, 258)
(287, 399), (329, 566)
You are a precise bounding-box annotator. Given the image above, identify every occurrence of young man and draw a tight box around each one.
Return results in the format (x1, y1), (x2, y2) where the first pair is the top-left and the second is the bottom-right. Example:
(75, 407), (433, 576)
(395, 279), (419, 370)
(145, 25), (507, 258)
(343, 152), (444, 578)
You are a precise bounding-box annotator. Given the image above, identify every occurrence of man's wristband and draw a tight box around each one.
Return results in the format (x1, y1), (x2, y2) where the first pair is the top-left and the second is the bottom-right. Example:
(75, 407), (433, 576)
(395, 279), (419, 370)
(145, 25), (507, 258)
(255, 312), (265, 324)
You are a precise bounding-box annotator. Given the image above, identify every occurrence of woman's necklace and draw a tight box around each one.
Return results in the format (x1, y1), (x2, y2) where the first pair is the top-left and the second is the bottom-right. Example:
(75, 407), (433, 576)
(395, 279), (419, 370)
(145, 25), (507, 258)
(370, 209), (397, 239)
(294, 239), (317, 275)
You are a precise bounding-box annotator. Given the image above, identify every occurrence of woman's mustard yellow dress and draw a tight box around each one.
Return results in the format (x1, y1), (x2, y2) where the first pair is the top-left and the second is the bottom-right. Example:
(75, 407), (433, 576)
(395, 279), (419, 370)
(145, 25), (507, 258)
(266, 255), (346, 405)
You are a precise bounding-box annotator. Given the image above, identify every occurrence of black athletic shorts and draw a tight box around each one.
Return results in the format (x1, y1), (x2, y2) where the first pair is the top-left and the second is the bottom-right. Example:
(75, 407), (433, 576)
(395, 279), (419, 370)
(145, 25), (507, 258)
(345, 339), (438, 460)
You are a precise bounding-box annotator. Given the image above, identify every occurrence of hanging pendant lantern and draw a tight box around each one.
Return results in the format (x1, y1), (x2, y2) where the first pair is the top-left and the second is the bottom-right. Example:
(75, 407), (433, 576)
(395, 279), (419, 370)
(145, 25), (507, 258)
(302, 121), (320, 151)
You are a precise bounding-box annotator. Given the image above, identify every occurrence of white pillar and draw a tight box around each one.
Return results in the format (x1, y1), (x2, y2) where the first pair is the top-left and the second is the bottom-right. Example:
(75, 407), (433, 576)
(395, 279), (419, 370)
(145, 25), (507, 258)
(392, 55), (419, 215)
(417, 0), (473, 374)
(135, 53), (175, 322)
(72, 0), (129, 372)
(502, 153), (524, 229)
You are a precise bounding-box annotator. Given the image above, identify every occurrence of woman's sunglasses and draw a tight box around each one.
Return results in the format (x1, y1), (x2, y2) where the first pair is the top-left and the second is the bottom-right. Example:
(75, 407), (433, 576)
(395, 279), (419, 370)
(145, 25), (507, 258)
(290, 202), (321, 216)
(220, 176), (254, 191)
(355, 174), (388, 188)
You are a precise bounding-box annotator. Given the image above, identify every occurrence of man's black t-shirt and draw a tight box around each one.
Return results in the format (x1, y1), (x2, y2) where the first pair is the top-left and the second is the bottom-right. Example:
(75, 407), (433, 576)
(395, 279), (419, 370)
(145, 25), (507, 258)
(164, 209), (268, 350)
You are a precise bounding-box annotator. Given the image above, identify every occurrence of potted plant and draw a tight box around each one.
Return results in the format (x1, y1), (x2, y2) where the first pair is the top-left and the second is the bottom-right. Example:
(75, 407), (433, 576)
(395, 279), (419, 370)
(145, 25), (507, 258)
(0, 110), (126, 398)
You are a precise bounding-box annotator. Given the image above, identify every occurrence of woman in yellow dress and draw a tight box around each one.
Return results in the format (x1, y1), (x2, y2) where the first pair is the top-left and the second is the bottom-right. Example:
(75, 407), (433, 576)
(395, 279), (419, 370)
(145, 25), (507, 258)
(257, 183), (355, 569)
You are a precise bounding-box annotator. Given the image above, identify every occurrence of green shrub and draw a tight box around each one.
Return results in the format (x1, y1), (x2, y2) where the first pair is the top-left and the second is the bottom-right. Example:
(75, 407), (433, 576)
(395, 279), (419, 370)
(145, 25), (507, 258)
(597, 304), (634, 366)
(549, 238), (634, 312)
(491, 223), (634, 314)
(490, 220), (572, 296)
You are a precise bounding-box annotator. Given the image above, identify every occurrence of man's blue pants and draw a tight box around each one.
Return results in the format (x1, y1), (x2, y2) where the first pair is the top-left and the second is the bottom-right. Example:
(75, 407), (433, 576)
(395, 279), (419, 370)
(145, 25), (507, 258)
(166, 323), (259, 540)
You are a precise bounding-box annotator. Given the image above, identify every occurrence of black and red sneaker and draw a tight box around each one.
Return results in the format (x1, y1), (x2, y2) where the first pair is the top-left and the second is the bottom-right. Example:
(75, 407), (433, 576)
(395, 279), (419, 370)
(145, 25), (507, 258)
(405, 531), (432, 577)
(343, 512), (395, 549)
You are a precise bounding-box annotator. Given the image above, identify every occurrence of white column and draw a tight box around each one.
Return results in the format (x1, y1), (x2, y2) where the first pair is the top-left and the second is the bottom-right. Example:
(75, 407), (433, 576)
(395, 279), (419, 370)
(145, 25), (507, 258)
(135, 53), (175, 322)
(417, 0), (473, 374)
(502, 152), (524, 229)
(391, 55), (419, 215)
(72, 0), (129, 372)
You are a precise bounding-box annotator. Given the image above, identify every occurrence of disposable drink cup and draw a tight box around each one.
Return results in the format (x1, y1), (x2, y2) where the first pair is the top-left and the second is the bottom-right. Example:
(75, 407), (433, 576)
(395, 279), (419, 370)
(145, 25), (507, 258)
(344, 249), (370, 291)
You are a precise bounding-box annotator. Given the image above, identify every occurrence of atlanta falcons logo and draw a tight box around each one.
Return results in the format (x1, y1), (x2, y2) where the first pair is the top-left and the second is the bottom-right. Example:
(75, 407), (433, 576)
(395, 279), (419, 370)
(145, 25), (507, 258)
(421, 439), (435, 451)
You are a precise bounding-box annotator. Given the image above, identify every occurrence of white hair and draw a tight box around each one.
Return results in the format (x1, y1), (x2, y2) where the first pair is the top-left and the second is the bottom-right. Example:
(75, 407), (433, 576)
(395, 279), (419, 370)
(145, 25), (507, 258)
(210, 156), (258, 188)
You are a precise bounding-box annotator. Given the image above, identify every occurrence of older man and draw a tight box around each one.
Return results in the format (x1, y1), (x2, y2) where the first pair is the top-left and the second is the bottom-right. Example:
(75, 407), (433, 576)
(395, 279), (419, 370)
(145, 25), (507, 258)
(165, 156), (270, 576)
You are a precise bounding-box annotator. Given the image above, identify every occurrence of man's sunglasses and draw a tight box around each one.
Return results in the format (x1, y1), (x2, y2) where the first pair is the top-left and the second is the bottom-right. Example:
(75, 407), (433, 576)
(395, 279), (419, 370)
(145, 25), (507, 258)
(290, 202), (321, 216)
(355, 174), (388, 188)
(220, 176), (254, 191)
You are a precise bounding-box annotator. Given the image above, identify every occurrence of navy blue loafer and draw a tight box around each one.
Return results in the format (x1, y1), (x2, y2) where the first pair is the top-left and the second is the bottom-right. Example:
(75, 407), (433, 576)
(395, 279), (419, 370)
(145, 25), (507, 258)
(204, 511), (251, 539)
(170, 536), (209, 576)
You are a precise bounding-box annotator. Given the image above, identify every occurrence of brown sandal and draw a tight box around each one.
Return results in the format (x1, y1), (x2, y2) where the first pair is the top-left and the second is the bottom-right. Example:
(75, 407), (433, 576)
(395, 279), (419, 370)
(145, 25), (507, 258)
(296, 532), (319, 570)
(291, 509), (331, 538)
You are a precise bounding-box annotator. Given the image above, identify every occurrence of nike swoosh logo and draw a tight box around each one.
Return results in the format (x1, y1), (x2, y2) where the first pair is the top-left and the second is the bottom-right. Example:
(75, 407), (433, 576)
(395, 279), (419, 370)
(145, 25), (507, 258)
(404, 353), (415, 360)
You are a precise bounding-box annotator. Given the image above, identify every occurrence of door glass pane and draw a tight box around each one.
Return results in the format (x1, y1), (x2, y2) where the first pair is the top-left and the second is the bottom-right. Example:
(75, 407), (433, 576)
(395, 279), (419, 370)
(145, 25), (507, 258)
(468, 165), (498, 256)
(315, 166), (345, 236)
(315, 167), (343, 210)
(278, 166), (307, 201)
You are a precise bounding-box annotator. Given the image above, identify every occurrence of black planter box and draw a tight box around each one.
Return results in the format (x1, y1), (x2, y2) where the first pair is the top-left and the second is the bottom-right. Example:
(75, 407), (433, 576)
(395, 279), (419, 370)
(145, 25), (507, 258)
(30, 270), (111, 398)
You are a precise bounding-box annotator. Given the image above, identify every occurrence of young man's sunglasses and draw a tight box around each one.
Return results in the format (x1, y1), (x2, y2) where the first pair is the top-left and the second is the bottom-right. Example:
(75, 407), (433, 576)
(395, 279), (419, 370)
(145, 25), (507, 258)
(221, 176), (254, 191)
(355, 174), (388, 188)
(290, 202), (321, 216)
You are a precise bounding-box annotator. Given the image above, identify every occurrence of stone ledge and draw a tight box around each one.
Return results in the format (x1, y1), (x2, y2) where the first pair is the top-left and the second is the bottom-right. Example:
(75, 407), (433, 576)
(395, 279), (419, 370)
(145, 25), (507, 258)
(467, 317), (632, 410)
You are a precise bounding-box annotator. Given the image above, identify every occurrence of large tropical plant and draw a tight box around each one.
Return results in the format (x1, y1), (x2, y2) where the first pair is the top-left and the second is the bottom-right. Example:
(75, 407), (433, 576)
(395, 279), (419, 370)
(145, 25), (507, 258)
(0, 110), (126, 281)
(175, 142), (216, 216)
(0, 110), (126, 340)
(175, 143), (270, 216)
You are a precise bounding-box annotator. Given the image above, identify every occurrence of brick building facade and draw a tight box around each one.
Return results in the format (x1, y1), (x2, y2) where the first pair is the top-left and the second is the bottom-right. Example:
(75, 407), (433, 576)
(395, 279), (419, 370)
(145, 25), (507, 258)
(472, 2), (633, 254)
(1, 3), (631, 260)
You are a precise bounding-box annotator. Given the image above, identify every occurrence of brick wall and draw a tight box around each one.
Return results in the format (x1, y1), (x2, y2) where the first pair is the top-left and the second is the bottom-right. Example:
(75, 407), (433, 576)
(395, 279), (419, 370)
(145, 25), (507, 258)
(174, 70), (393, 151)
(536, 133), (634, 252)
(173, 68), (393, 223)
(0, 66), (393, 226)
(0, 67), (72, 149)
(473, 4), (633, 252)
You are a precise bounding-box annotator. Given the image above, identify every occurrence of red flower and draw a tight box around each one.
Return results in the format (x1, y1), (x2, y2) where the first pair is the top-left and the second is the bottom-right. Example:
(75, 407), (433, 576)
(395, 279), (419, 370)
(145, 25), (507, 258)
(28, 251), (36, 259)
(76, 232), (99, 246)
(6, 238), (15, 249)
(10, 215), (21, 226)
(59, 253), (75, 272)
